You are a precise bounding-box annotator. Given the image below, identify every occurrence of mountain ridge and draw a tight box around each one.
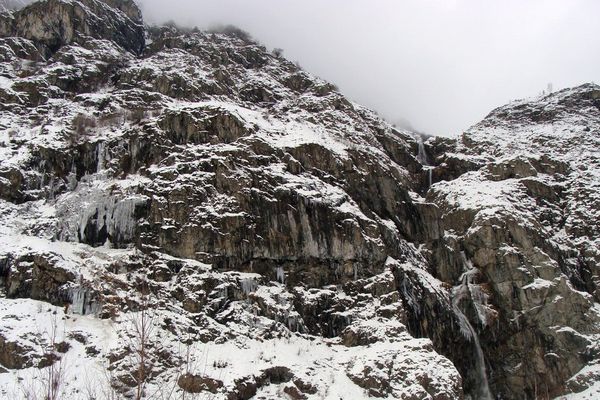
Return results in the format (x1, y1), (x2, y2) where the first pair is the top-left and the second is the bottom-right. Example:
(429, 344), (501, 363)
(0, 1), (599, 399)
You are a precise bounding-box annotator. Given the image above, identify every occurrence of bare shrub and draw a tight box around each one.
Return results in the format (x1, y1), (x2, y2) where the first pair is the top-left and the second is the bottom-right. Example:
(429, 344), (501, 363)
(208, 25), (253, 43)
(67, 113), (97, 145)
(272, 48), (284, 58)
(123, 296), (157, 400)
(19, 313), (68, 400)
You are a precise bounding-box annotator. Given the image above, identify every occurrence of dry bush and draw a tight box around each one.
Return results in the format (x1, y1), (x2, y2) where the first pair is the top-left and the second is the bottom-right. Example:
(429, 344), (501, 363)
(18, 313), (68, 400)
(67, 113), (97, 145)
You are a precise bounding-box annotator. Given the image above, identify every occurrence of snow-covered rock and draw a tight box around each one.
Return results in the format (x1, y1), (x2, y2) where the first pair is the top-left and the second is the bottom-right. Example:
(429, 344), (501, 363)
(424, 84), (600, 398)
(0, 1), (598, 399)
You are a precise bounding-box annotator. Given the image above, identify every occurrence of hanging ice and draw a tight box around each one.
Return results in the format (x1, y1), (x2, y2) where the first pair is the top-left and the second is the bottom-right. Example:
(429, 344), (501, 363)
(240, 277), (258, 295)
(69, 286), (99, 315)
(276, 266), (285, 283)
(78, 195), (149, 245)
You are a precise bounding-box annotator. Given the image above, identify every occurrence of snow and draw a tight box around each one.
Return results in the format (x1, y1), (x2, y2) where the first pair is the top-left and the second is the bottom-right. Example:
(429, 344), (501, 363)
(429, 84), (600, 398)
(0, 76), (12, 89)
(164, 99), (351, 157)
(0, 287), (460, 399)
(522, 278), (554, 290)
(0, 299), (118, 400)
(0, 184), (456, 399)
(558, 364), (600, 400)
(434, 171), (532, 213)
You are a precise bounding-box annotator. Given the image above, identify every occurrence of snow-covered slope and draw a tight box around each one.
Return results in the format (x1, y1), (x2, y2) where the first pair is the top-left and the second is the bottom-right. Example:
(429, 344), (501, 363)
(0, 1), (599, 399)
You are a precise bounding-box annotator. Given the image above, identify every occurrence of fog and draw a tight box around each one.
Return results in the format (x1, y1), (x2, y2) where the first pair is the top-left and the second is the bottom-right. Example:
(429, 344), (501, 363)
(137, 0), (600, 136)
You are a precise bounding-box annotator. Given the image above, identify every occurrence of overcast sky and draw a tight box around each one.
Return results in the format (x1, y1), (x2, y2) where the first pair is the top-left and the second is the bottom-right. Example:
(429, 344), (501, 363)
(138, 0), (600, 137)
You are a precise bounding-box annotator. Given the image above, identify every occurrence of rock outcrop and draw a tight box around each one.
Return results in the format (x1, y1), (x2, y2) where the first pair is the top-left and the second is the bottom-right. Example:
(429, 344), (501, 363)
(419, 84), (600, 398)
(0, 0), (144, 57)
(0, 1), (599, 399)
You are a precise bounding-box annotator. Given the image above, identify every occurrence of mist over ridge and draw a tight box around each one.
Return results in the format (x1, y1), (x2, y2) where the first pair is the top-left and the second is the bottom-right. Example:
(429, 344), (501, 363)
(136, 0), (600, 137)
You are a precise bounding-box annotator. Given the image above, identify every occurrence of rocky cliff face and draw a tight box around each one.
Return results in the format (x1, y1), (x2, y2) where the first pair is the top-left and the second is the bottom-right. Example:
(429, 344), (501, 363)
(428, 84), (600, 399)
(0, 0), (143, 57)
(0, 1), (599, 399)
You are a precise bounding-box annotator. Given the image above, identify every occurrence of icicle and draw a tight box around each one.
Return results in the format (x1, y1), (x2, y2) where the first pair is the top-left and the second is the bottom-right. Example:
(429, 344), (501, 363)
(71, 287), (86, 314)
(287, 314), (296, 331)
(240, 278), (257, 295)
(67, 162), (78, 191)
(78, 195), (147, 244)
(400, 278), (421, 316)
(69, 286), (99, 315)
(48, 175), (56, 200)
(276, 266), (285, 284)
(108, 197), (142, 241)
(96, 141), (105, 172)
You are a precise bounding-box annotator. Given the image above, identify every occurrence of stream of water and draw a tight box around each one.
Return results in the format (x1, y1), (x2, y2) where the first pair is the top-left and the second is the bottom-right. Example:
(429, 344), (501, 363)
(415, 135), (434, 188)
(452, 253), (493, 400)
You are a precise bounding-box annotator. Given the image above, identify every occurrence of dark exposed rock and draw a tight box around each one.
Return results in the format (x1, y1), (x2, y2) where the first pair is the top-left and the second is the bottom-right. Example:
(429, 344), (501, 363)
(37, 352), (60, 369)
(415, 84), (600, 398)
(283, 384), (307, 400)
(0, 334), (33, 370)
(0, 167), (26, 203)
(4, 252), (75, 305)
(0, 0), (144, 57)
(0, 37), (42, 62)
(177, 373), (223, 394)
(158, 106), (251, 145)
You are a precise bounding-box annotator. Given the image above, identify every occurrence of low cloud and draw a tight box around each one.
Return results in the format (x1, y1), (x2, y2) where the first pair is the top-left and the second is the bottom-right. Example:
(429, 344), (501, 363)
(137, 0), (600, 136)
(6, 0), (594, 136)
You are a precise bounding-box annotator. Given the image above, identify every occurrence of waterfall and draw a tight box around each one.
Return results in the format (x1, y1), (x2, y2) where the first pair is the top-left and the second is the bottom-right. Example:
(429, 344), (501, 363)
(452, 253), (493, 400)
(428, 167), (433, 187)
(452, 303), (493, 400)
(415, 134), (434, 188)
(416, 135), (430, 166)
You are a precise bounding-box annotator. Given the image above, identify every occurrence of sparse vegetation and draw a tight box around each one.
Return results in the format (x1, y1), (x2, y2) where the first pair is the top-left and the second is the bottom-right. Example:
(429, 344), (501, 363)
(68, 113), (97, 145)
(207, 24), (253, 43)
(18, 313), (68, 400)
(123, 293), (158, 400)
(212, 359), (228, 369)
(272, 48), (284, 58)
